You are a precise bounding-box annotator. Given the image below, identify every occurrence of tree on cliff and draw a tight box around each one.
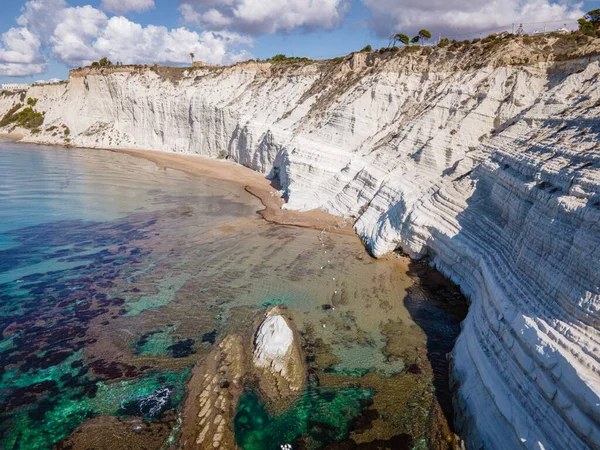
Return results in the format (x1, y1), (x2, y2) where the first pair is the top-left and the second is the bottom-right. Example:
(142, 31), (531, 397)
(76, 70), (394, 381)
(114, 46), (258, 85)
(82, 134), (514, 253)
(190, 52), (195, 65)
(411, 36), (420, 44)
(390, 33), (409, 46)
(585, 9), (600, 26)
(419, 29), (432, 44)
(578, 9), (600, 35)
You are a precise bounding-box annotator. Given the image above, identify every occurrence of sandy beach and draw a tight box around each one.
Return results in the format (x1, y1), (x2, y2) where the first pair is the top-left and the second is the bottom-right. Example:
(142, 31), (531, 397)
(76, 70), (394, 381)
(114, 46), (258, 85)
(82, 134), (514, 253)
(0, 135), (357, 234)
(0, 132), (25, 141)
(102, 147), (356, 236)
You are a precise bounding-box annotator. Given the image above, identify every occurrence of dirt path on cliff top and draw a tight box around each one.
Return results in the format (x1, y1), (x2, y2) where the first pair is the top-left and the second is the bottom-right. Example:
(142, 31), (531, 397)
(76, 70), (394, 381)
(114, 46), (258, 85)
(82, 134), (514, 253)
(104, 147), (356, 236)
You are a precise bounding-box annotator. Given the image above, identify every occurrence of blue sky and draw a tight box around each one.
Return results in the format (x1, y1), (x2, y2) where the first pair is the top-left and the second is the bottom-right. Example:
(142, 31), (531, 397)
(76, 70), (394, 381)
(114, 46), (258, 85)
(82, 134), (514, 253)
(1, 0), (598, 84)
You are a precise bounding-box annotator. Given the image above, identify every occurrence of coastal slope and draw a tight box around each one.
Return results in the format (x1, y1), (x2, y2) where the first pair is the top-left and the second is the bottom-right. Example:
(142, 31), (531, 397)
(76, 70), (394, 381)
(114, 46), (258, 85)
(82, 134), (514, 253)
(2, 35), (599, 449)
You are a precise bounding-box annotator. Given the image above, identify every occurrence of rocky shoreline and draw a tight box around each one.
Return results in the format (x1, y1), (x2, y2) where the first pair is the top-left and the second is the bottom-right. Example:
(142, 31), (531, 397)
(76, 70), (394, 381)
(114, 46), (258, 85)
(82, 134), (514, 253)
(180, 307), (306, 450)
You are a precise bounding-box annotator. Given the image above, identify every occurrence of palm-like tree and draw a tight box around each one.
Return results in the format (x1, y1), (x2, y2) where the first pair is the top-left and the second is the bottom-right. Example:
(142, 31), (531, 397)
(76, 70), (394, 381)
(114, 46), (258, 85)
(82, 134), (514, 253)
(396, 33), (410, 46)
(389, 33), (410, 47)
(190, 52), (195, 65)
(418, 29), (432, 44)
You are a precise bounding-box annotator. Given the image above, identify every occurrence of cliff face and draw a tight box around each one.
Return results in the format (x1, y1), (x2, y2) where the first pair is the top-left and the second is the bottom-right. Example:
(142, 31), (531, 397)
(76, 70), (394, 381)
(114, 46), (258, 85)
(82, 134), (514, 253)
(2, 36), (599, 449)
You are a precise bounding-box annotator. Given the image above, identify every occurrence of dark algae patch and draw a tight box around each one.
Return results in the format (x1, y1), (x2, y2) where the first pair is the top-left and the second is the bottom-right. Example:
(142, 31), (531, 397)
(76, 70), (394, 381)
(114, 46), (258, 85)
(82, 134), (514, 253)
(234, 385), (374, 450)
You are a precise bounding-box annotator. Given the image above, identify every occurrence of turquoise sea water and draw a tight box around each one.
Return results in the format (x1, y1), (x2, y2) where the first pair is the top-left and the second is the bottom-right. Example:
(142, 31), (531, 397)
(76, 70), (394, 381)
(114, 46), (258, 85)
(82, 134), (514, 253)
(0, 141), (259, 448)
(0, 141), (467, 449)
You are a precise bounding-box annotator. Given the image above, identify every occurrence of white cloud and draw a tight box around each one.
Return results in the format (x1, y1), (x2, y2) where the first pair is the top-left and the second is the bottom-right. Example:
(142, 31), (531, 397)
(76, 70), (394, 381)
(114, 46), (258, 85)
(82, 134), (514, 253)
(179, 0), (350, 34)
(100, 0), (155, 15)
(0, 27), (46, 76)
(50, 6), (109, 67)
(91, 17), (253, 65)
(17, 0), (68, 43)
(361, 0), (585, 38)
(0, 0), (253, 77)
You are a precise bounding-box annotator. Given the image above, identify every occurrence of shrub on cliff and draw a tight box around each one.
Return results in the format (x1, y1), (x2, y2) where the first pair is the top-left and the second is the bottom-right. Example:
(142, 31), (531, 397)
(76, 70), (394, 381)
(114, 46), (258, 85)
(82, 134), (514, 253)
(267, 54), (311, 63)
(0, 104), (44, 129)
(90, 57), (113, 68)
(438, 38), (450, 47)
(15, 107), (44, 129)
(360, 45), (372, 52)
(0, 104), (22, 127)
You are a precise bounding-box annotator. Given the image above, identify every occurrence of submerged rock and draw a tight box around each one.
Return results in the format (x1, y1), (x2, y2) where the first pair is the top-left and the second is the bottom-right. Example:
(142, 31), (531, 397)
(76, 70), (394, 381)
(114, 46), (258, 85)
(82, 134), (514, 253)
(180, 335), (245, 450)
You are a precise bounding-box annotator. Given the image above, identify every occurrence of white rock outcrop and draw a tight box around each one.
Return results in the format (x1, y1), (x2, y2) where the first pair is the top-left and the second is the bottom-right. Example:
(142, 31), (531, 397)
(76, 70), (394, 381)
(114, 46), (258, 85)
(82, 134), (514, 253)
(253, 314), (294, 375)
(253, 310), (304, 393)
(2, 37), (599, 449)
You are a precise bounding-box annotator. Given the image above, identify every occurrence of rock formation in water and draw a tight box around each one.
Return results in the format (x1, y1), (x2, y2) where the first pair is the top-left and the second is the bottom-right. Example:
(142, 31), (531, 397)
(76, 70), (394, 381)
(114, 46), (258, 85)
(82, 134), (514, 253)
(2, 34), (599, 449)
(181, 335), (245, 450)
(253, 308), (305, 405)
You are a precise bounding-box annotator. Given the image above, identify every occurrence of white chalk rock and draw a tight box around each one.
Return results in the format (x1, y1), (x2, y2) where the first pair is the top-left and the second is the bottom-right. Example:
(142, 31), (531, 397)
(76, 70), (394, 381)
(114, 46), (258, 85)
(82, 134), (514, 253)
(253, 314), (294, 376)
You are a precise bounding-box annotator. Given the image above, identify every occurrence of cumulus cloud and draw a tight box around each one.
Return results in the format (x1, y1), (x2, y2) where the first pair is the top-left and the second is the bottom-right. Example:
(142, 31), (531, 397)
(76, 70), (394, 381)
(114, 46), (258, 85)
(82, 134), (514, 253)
(90, 17), (253, 66)
(0, 27), (46, 76)
(361, 0), (585, 38)
(179, 0), (350, 34)
(17, 0), (68, 42)
(100, 0), (155, 15)
(0, 0), (253, 77)
(50, 6), (109, 67)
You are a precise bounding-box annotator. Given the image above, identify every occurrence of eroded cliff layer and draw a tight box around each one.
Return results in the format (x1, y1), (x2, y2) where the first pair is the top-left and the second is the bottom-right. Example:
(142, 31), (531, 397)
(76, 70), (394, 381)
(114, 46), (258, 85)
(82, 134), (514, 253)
(2, 35), (599, 449)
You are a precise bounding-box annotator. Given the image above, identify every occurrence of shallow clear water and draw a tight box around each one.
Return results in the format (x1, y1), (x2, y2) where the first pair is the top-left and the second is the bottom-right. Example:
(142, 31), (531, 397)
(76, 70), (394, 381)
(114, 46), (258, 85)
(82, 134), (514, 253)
(0, 141), (467, 449)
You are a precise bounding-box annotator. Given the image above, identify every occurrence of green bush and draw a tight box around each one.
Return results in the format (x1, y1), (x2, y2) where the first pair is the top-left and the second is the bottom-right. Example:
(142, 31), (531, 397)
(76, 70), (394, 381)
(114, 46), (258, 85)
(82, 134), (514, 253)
(438, 38), (450, 48)
(481, 35), (498, 44)
(27, 97), (38, 107)
(0, 104), (44, 129)
(266, 54), (311, 64)
(0, 104), (22, 127)
(15, 107), (45, 129)
(360, 45), (372, 53)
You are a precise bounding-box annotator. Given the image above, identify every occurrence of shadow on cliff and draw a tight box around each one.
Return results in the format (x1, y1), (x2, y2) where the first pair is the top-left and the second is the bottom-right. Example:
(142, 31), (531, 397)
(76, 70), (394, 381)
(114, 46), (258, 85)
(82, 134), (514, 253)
(402, 259), (468, 431)
(398, 148), (600, 444)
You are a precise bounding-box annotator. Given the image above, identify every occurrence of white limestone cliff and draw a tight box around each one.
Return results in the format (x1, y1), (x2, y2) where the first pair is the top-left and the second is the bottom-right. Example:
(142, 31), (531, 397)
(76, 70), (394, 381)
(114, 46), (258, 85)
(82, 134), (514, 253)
(1, 35), (599, 449)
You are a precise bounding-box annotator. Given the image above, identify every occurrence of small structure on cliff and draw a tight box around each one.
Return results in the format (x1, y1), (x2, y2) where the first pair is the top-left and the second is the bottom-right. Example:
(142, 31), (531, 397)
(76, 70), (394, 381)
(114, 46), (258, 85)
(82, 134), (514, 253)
(1, 83), (30, 92)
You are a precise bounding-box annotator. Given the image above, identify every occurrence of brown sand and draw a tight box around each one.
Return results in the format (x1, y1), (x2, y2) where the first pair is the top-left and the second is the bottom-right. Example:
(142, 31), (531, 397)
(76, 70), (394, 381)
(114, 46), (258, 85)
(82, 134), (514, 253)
(0, 136), (357, 234)
(104, 148), (356, 235)
(0, 132), (25, 140)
